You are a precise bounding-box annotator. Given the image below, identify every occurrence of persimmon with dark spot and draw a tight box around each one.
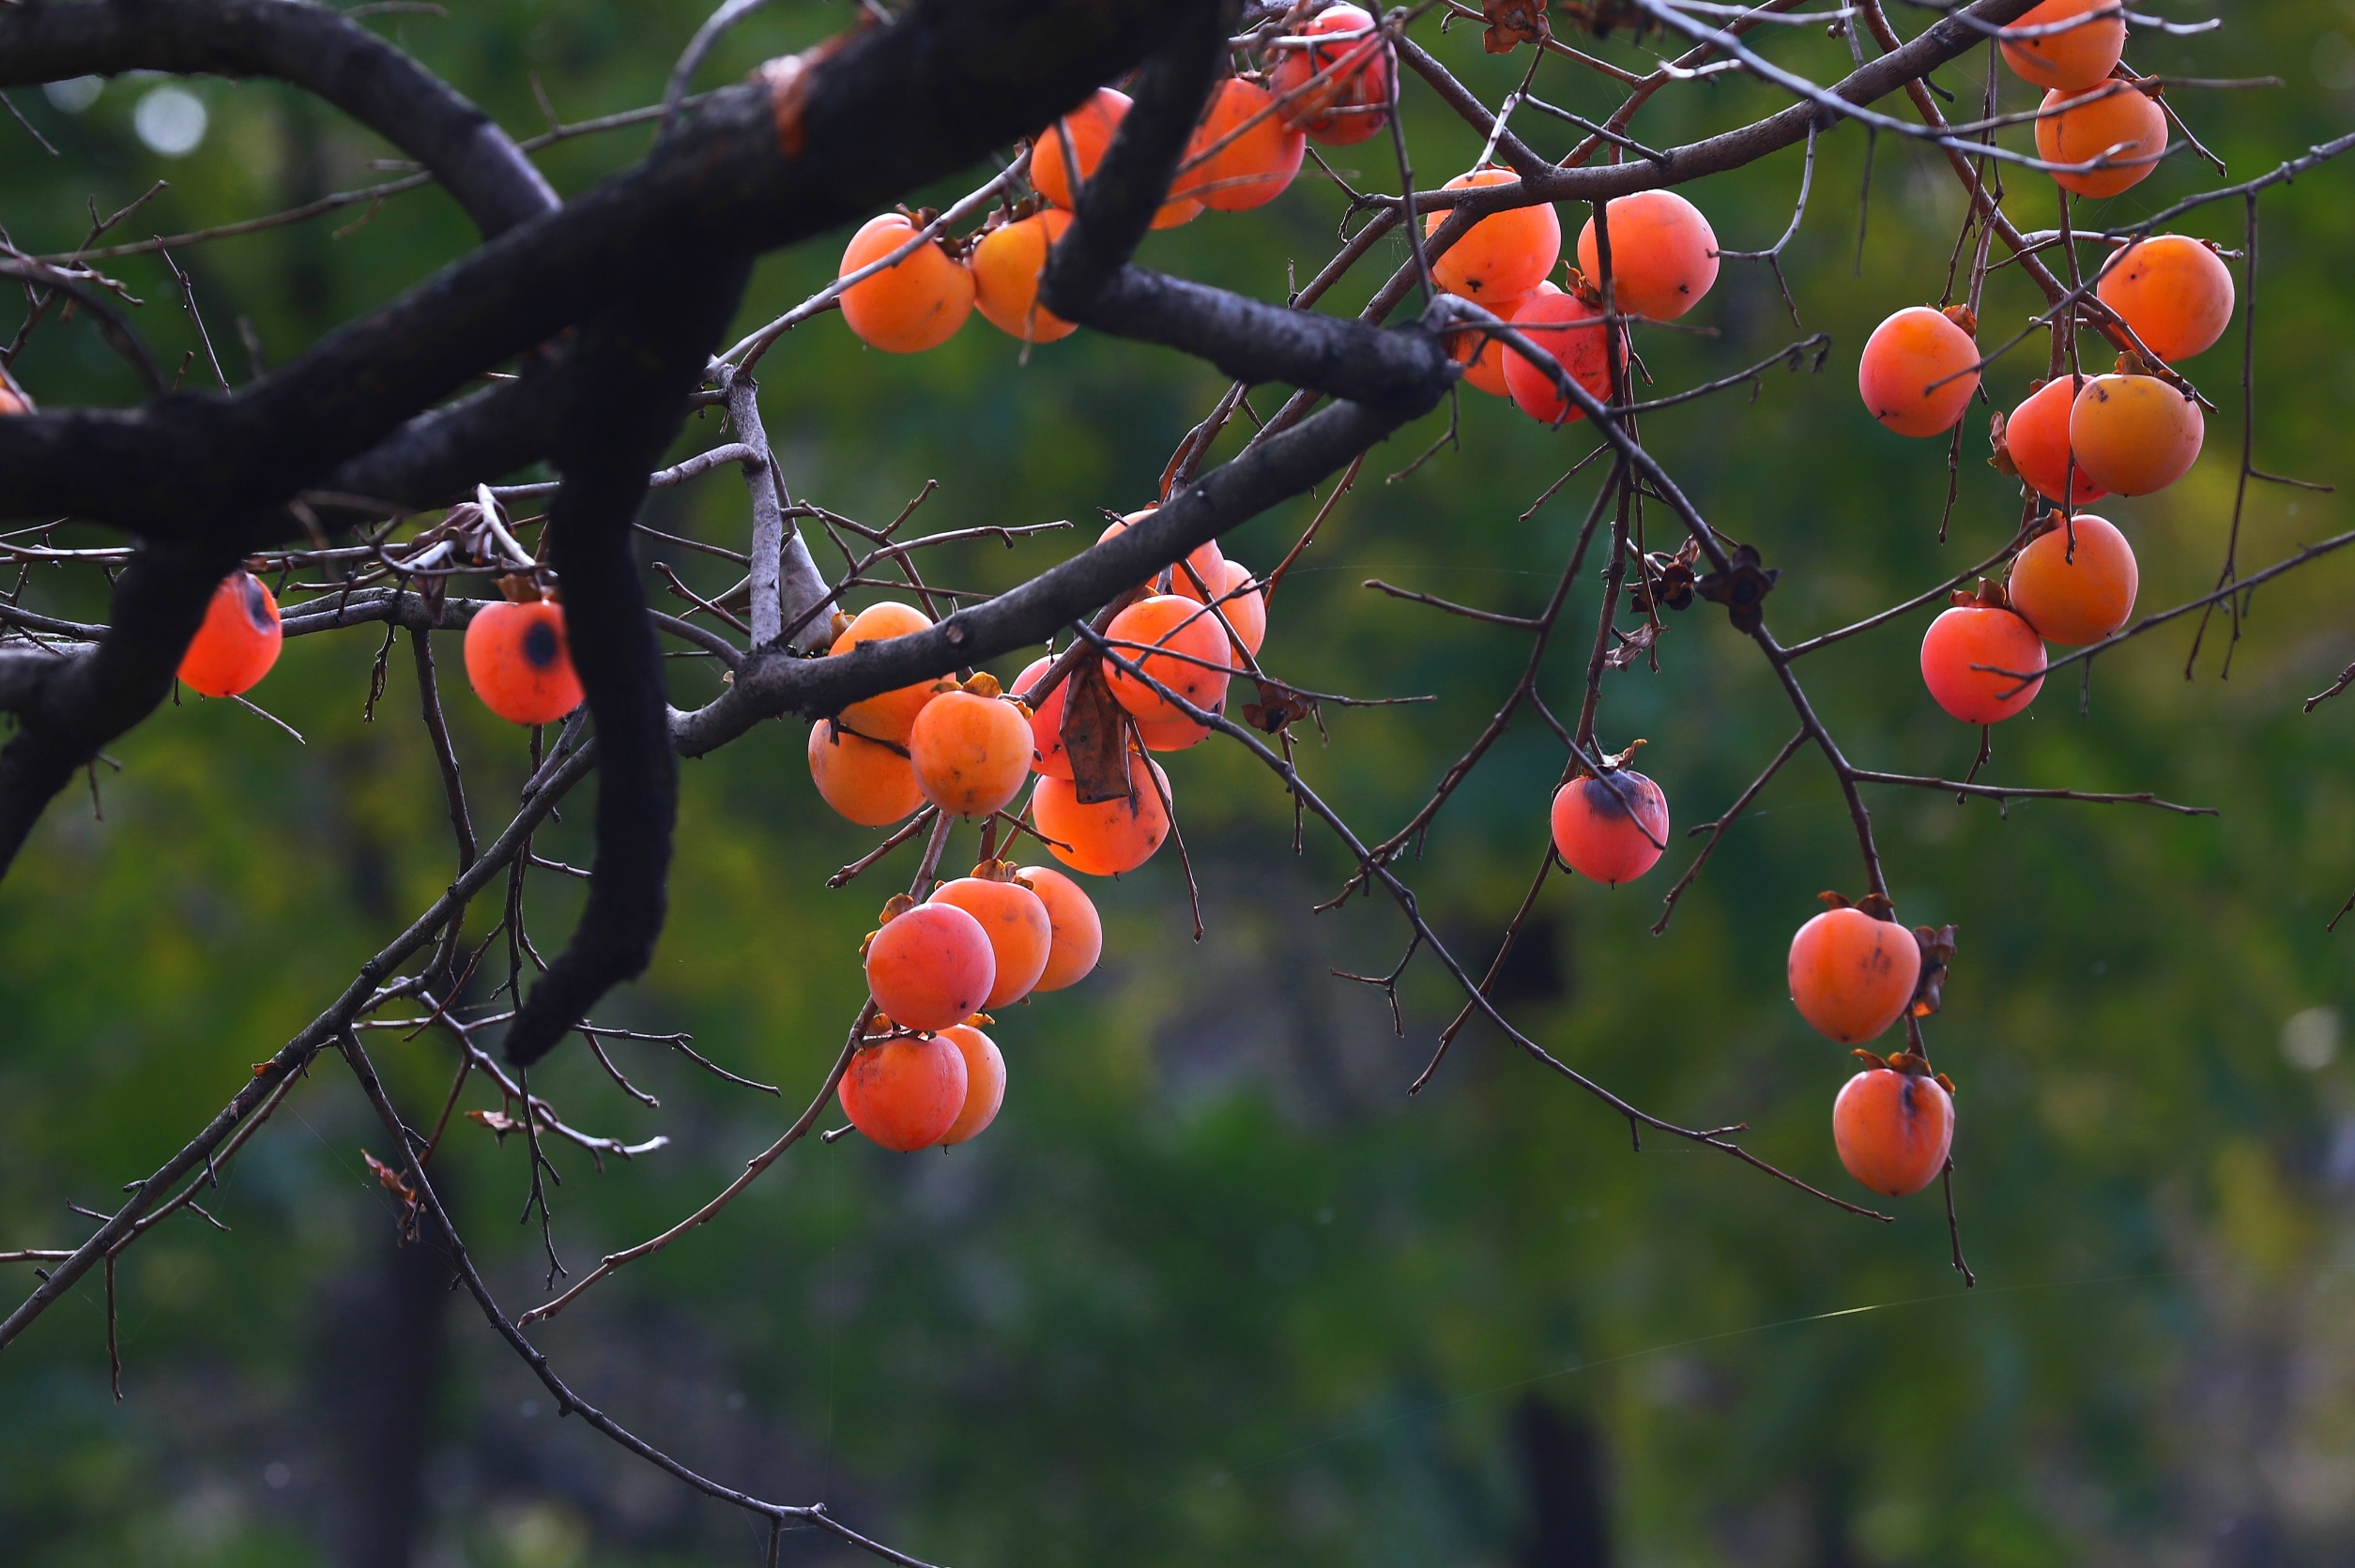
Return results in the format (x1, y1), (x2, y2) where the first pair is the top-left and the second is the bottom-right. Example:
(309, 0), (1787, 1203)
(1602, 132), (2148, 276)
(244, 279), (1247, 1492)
(1858, 306), (1979, 437)
(1103, 595), (1230, 723)
(864, 899), (996, 1033)
(1449, 281), (1555, 397)
(2009, 513), (2137, 646)
(1833, 1056), (1955, 1196)
(1788, 899), (1923, 1044)
(909, 673), (1032, 818)
(1032, 757), (1170, 875)
(2035, 83), (2167, 200)
(1017, 865), (1102, 989)
(1550, 769), (1669, 887)
(971, 209), (1077, 344)
(838, 212), (973, 354)
(1502, 290), (1624, 424)
(1575, 190), (1720, 322)
(2000, 376), (2107, 505)
(464, 595), (582, 726)
(937, 1023), (1006, 1147)
(931, 866), (1053, 1009)
(2096, 235), (2235, 363)
(839, 1028), (969, 1152)
(179, 569), (283, 699)
(1269, 4), (1394, 146)
(2070, 370), (2204, 495)
(1999, 0), (2126, 91)
(1426, 168), (1558, 303)
(808, 719), (925, 827)
(1920, 590), (2045, 723)
(1175, 78), (1304, 212)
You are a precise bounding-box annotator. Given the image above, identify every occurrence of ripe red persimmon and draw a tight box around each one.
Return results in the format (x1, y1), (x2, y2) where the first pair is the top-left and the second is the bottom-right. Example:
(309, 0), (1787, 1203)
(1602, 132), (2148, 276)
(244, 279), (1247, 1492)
(908, 676), (1033, 819)
(1032, 88), (1200, 228)
(2035, 83), (2167, 201)
(865, 902), (996, 1033)
(1175, 78), (1305, 212)
(970, 209), (1078, 344)
(1550, 769), (1669, 887)
(1858, 306), (1980, 437)
(829, 601), (939, 745)
(179, 569), (283, 699)
(1920, 598), (2045, 723)
(2070, 372), (2204, 495)
(1833, 1060), (1955, 1197)
(1502, 290), (1623, 424)
(1103, 595), (1231, 723)
(808, 719), (925, 827)
(840, 1030), (969, 1152)
(1426, 168), (1559, 303)
(838, 212), (973, 354)
(1017, 863), (1103, 990)
(1575, 190), (1720, 322)
(1013, 656), (1071, 779)
(2001, 376), (2107, 505)
(1449, 281), (1555, 397)
(464, 597), (583, 726)
(2008, 514), (2137, 646)
(1031, 757), (1170, 875)
(931, 869), (1054, 1009)
(1788, 903), (1922, 1044)
(1268, 4), (1394, 145)
(1210, 558), (1267, 663)
(2095, 235), (2235, 363)
(1999, 0), (2126, 92)
(938, 1023), (1007, 1147)
(1098, 510), (1226, 601)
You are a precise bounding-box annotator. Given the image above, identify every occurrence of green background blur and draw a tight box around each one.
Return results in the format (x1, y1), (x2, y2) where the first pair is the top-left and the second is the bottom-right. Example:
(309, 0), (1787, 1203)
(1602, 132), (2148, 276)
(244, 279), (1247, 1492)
(5, 3), (2353, 1564)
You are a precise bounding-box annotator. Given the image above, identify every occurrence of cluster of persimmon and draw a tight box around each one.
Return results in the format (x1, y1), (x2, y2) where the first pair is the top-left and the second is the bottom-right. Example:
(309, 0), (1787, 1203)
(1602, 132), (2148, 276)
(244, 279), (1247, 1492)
(809, 524), (1270, 1150)
(833, 4), (1393, 354)
(171, 566), (588, 731)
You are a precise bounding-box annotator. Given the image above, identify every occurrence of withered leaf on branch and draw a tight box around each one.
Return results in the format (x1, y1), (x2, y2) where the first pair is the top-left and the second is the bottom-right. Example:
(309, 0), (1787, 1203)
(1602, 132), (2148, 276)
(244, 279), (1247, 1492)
(1242, 680), (1314, 735)
(466, 1107), (528, 1139)
(1482, 0), (1549, 53)
(1694, 542), (1779, 633)
(1910, 923), (1957, 1018)
(361, 1149), (421, 1235)
(1059, 655), (1134, 805)
(1600, 619), (1661, 671)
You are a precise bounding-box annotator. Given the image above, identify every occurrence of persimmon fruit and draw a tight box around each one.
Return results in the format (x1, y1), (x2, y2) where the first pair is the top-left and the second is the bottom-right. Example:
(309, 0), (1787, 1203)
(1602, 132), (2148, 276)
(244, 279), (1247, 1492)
(1210, 559), (1267, 662)
(970, 209), (1078, 343)
(839, 1031), (969, 1152)
(909, 676), (1033, 819)
(1099, 511), (1225, 601)
(2070, 372), (2204, 495)
(829, 601), (939, 745)
(2002, 376), (2107, 505)
(1033, 88), (1200, 228)
(1502, 290), (1623, 424)
(465, 597), (583, 726)
(931, 870), (1053, 1009)
(1017, 864), (1103, 990)
(808, 720), (925, 827)
(2008, 514), (2137, 646)
(2095, 235), (2235, 363)
(937, 1024), (1006, 1147)
(1833, 1061), (1955, 1197)
(1269, 4), (1394, 146)
(1789, 904), (1922, 1045)
(1013, 656), (1071, 779)
(1427, 168), (1559, 303)
(2035, 84), (2168, 201)
(1032, 758), (1170, 875)
(1858, 306), (1980, 437)
(1550, 769), (1669, 887)
(179, 569), (283, 699)
(838, 213), (973, 354)
(1999, 0), (2127, 92)
(1920, 598), (2045, 723)
(1450, 281), (1555, 397)
(1175, 78), (1304, 211)
(1574, 190), (1720, 322)
(864, 902), (996, 1033)
(1103, 594), (1231, 723)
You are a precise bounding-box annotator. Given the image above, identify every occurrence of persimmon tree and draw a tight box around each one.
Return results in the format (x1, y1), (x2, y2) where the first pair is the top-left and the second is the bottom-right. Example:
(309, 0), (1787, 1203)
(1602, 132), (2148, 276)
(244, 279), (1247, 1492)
(0, 0), (2347, 1559)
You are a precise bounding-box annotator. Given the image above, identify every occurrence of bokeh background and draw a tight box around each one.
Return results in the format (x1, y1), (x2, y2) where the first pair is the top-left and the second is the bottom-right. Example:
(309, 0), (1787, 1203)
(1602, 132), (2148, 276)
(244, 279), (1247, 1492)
(5, 3), (2354, 1564)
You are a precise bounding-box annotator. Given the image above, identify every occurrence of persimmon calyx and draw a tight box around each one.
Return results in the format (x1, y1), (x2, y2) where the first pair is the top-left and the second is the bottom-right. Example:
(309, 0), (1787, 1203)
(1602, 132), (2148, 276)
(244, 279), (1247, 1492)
(1951, 577), (2013, 611)
(878, 892), (918, 924)
(1817, 890), (1901, 923)
(1987, 409), (2020, 478)
(1940, 303), (1978, 335)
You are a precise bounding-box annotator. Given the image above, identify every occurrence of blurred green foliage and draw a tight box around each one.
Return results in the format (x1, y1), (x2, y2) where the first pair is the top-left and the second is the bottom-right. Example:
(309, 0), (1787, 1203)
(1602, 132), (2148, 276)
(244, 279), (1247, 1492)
(5, 3), (2355, 1565)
